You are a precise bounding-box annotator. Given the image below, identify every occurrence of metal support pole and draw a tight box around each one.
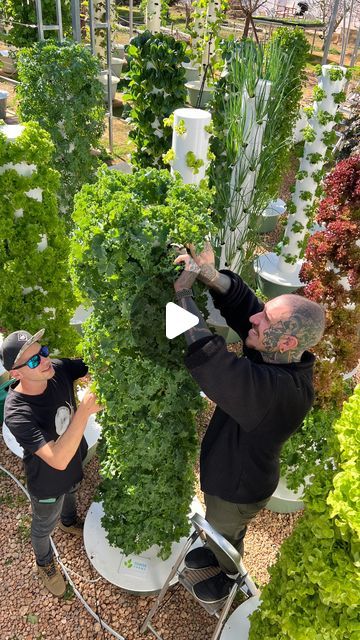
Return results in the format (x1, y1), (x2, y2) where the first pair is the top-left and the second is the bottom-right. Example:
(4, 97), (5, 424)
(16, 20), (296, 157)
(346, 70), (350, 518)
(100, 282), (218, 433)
(55, 0), (64, 41)
(88, 0), (96, 54)
(129, 0), (134, 38)
(105, 0), (114, 153)
(350, 24), (360, 67)
(340, 0), (355, 65)
(71, 0), (82, 42)
(322, 0), (341, 63)
(35, 0), (45, 40)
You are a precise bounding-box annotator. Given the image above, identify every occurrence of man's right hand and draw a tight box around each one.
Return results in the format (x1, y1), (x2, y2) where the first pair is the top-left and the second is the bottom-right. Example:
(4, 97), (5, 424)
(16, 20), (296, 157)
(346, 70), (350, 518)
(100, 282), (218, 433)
(187, 240), (231, 295)
(78, 388), (103, 416)
(188, 241), (215, 270)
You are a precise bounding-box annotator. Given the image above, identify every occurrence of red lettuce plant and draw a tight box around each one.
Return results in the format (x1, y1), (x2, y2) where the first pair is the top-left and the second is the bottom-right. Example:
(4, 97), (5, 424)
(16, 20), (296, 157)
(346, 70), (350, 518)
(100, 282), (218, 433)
(300, 155), (360, 408)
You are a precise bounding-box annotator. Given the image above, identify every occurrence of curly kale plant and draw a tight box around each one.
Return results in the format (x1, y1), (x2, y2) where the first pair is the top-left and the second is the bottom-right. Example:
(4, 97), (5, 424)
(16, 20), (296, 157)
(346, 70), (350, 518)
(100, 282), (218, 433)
(71, 167), (215, 558)
(17, 41), (105, 218)
(124, 31), (187, 169)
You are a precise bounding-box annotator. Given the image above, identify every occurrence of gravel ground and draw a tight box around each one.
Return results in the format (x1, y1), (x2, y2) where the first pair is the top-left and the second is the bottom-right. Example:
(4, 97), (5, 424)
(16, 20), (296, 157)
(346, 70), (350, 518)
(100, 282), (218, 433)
(0, 399), (301, 640)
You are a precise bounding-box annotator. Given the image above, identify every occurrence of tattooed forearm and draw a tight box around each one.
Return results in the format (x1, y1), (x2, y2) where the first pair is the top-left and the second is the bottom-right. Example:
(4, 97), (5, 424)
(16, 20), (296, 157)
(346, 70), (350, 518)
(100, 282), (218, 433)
(198, 264), (232, 295)
(176, 295), (213, 346)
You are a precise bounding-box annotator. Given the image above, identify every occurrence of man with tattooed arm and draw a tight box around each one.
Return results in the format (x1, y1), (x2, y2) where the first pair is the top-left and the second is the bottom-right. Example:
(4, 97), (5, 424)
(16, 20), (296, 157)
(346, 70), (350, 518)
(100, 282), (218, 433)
(172, 241), (325, 605)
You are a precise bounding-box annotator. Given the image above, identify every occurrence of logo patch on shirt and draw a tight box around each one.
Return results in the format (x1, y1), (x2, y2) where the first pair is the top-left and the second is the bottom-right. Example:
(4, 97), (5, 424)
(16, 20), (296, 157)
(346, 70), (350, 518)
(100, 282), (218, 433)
(18, 333), (28, 342)
(55, 402), (74, 436)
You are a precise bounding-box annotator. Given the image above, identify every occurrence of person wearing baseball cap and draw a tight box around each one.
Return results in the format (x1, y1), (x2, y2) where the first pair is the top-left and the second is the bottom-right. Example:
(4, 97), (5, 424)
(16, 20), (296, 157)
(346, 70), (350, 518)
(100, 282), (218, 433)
(1, 329), (102, 597)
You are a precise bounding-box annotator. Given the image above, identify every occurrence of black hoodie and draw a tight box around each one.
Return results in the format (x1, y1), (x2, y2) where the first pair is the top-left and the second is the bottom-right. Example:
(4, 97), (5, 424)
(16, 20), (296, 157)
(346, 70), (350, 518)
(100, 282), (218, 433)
(184, 271), (315, 503)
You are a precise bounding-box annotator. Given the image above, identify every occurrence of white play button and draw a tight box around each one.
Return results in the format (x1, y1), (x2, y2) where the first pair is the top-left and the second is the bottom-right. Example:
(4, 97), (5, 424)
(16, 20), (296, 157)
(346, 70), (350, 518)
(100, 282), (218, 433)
(166, 302), (199, 339)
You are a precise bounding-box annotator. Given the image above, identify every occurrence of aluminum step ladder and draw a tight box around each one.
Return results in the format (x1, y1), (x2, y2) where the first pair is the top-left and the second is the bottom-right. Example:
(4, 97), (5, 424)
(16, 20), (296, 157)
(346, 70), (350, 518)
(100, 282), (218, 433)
(140, 513), (260, 640)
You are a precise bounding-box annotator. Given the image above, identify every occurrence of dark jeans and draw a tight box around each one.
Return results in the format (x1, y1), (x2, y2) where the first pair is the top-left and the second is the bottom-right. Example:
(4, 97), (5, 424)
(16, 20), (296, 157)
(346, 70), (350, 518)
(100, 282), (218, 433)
(29, 485), (79, 566)
(204, 492), (270, 574)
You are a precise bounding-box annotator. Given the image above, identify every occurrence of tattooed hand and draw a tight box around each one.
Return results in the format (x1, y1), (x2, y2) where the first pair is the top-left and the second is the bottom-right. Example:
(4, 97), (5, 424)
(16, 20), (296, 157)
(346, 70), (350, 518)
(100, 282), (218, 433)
(173, 250), (201, 292)
(187, 241), (232, 294)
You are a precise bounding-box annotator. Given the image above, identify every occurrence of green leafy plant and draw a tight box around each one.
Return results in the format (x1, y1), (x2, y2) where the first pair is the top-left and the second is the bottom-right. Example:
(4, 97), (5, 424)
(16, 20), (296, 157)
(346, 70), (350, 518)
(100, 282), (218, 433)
(186, 150), (204, 174)
(249, 386), (360, 640)
(70, 167), (215, 558)
(188, 0), (229, 73)
(16, 40), (105, 217)
(124, 31), (187, 169)
(0, 0), (72, 48)
(0, 122), (78, 353)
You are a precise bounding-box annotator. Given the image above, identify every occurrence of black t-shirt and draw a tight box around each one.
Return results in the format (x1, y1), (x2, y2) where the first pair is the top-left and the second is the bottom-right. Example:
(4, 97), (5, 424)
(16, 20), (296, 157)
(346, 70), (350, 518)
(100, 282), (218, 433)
(4, 358), (89, 499)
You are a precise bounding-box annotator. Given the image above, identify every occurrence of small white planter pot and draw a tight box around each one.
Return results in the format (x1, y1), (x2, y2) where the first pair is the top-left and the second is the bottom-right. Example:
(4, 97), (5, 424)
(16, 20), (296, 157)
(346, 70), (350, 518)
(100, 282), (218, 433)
(185, 81), (214, 109)
(111, 57), (125, 78)
(0, 50), (16, 75)
(254, 252), (304, 299)
(259, 198), (286, 234)
(220, 596), (262, 639)
(98, 71), (120, 102)
(266, 475), (305, 513)
(84, 497), (204, 595)
(0, 90), (9, 120)
(182, 62), (201, 82)
(113, 43), (125, 58)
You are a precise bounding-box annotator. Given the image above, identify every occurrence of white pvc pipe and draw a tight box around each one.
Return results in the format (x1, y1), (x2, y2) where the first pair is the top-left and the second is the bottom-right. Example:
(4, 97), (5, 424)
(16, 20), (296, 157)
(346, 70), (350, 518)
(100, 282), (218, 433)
(171, 108), (211, 185)
(278, 65), (346, 274)
(146, 0), (161, 32)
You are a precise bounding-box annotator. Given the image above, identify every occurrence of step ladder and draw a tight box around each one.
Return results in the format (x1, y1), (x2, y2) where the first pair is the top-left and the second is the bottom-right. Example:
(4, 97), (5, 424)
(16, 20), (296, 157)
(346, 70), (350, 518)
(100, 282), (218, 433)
(140, 513), (259, 640)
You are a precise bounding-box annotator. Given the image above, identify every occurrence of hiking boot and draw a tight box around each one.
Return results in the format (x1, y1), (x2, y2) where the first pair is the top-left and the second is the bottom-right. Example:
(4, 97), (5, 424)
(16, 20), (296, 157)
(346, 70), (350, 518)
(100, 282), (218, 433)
(59, 517), (84, 537)
(193, 571), (235, 604)
(37, 558), (66, 597)
(185, 546), (219, 570)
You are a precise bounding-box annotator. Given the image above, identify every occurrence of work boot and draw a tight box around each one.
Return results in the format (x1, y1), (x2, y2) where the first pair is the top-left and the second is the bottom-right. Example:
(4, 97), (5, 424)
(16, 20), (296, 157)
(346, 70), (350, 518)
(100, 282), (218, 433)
(193, 571), (235, 604)
(185, 546), (219, 570)
(59, 517), (84, 537)
(37, 558), (66, 597)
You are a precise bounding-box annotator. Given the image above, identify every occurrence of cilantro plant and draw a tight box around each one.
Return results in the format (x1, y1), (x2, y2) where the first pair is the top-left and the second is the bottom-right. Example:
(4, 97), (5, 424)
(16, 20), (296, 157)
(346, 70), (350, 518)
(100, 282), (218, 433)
(71, 167), (215, 558)
(249, 386), (360, 640)
(16, 41), (105, 218)
(0, 122), (78, 354)
(124, 31), (187, 169)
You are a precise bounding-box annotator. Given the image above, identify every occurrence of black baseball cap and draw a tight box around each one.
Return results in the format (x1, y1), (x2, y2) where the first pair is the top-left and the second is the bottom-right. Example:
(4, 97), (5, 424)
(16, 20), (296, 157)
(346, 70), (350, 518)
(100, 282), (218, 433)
(0, 329), (45, 371)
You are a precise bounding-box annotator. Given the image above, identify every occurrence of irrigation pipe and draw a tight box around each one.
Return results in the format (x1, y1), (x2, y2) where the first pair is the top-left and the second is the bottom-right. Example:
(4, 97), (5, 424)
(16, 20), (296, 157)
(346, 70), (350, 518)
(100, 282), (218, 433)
(0, 462), (126, 640)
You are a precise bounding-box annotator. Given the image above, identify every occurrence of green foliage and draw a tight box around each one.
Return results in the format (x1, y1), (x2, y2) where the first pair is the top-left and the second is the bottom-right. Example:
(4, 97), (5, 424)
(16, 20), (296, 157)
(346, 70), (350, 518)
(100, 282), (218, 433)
(313, 86), (327, 102)
(70, 167), (215, 558)
(186, 151), (204, 174)
(0, 0), (71, 48)
(280, 404), (340, 491)
(249, 387), (360, 640)
(0, 122), (78, 354)
(302, 124), (316, 143)
(189, 0), (229, 70)
(16, 41), (105, 217)
(124, 31), (187, 169)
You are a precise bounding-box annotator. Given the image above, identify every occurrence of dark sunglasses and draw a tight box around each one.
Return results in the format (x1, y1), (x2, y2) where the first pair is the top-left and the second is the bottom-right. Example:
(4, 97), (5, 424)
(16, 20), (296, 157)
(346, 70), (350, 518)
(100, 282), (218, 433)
(13, 345), (50, 370)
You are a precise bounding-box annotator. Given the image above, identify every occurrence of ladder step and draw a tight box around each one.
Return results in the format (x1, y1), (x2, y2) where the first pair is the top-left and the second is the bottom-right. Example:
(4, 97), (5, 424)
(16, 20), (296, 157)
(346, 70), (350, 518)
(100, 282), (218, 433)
(178, 567), (227, 616)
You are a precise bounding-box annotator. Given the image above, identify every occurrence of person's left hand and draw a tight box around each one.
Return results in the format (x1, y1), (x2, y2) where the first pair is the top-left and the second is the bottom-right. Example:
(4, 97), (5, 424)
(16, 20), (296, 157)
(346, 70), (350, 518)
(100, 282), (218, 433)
(173, 247), (201, 292)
